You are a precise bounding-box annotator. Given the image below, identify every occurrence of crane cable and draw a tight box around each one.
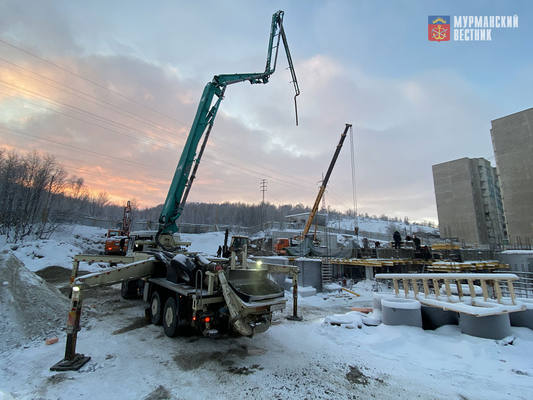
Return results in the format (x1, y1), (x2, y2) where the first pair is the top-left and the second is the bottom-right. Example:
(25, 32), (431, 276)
(349, 124), (358, 236)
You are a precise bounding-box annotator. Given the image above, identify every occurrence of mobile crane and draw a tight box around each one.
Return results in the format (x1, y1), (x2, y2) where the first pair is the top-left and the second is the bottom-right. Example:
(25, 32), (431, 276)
(52, 10), (300, 371)
(275, 124), (351, 255)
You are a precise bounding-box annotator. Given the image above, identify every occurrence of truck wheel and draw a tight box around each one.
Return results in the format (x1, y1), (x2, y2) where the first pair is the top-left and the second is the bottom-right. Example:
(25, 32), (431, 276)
(150, 291), (162, 325)
(121, 281), (135, 299)
(163, 297), (178, 337)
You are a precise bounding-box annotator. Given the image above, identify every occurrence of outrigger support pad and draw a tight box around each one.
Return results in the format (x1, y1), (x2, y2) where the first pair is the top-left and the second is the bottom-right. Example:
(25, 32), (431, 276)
(286, 273), (303, 321)
(50, 286), (91, 371)
(50, 353), (91, 371)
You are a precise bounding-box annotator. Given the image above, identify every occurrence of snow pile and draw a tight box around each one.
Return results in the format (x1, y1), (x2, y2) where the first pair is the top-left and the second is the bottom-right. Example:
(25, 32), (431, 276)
(324, 311), (363, 329)
(0, 254), (68, 352)
(180, 231), (225, 256)
(323, 282), (342, 292)
(440, 283), (483, 295)
(353, 279), (377, 293)
(329, 216), (438, 235)
(324, 309), (382, 329)
(0, 224), (106, 272)
(290, 285), (317, 297)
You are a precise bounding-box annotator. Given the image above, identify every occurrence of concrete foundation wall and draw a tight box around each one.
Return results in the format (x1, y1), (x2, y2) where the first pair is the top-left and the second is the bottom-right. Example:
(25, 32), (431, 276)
(498, 251), (533, 273)
(291, 259), (323, 292)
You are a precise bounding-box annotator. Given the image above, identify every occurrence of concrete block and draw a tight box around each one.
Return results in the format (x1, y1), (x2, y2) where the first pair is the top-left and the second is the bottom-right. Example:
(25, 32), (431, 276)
(510, 310), (533, 329)
(421, 305), (458, 330)
(458, 313), (511, 340)
(381, 298), (422, 327)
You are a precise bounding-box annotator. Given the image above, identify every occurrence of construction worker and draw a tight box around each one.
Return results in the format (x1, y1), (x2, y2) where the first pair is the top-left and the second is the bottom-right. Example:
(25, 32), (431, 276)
(413, 235), (421, 250)
(119, 237), (126, 255)
(393, 231), (401, 249)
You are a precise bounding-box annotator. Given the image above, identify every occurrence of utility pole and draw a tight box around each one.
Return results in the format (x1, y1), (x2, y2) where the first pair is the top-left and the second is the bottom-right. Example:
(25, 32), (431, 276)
(260, 179), (267, 230)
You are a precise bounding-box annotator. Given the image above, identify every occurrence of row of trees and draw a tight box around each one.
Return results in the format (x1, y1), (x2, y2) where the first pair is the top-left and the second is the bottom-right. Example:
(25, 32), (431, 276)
(137, 202), (436, 229)
(0, 148), (435, 242)
(136, 202), (314, 227)
(0, 150), (125, 242)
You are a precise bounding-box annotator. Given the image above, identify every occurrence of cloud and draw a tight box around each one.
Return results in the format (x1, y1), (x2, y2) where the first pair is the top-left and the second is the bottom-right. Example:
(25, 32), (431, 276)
(0, 2), (501, 223)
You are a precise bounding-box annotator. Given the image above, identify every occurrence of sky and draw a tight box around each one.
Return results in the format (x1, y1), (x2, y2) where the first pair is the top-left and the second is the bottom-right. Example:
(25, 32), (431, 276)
(0, 0), (531, 223)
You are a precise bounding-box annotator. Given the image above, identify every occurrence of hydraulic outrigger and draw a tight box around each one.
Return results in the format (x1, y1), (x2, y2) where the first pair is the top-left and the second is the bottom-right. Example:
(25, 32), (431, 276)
(52, 10), (301, 371)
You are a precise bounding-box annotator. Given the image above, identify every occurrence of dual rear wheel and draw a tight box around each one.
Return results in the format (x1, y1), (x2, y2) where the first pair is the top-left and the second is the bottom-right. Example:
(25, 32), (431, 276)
(149, 291), (179, 337)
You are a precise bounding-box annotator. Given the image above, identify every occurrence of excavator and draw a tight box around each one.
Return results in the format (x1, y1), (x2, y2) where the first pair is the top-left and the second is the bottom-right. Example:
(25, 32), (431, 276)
(104, 201), (132, 255)
(52, 10), (300, 372)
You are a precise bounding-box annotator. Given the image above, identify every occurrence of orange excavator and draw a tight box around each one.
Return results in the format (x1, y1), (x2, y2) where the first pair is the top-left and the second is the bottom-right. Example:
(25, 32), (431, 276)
(104, 201), (132, 255)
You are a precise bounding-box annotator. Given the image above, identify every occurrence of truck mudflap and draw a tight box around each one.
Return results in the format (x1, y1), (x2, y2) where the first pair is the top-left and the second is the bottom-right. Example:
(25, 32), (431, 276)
(217, 269), (286, 337)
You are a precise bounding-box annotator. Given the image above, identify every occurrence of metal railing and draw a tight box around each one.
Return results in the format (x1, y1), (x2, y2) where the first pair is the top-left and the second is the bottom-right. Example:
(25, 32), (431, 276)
(497, 270), (533, 298)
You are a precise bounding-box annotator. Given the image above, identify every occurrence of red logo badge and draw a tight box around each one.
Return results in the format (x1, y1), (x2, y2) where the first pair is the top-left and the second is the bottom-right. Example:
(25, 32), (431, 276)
(428, 16), (450, 42)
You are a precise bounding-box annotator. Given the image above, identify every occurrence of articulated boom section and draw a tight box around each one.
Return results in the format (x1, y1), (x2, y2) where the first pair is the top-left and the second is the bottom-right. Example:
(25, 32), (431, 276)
(157, 10), (299, 240)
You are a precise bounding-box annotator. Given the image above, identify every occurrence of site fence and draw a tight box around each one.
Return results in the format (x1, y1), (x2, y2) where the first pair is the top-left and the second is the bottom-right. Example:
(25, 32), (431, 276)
(498, 270), (533, 298)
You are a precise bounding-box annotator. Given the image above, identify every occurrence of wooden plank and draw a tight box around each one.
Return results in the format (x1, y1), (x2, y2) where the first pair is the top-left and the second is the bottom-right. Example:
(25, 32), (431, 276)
(411, 279), (419, 299)
(480, 280), (489, 301)
(467, 279), (476, 298)
(455, 279), (463, 299)
(422, 279), (430, 297)
(494, 280), (502, 303)
(507, 279), (516, 305)
(433, 279), (440, 299)
(444, 279), (452, 300)
(402, 278), (409, 298)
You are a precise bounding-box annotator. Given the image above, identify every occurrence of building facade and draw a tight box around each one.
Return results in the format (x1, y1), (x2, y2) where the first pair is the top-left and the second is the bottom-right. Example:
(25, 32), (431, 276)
(490, 108), (533, 246)
(432, 157), (507, 246)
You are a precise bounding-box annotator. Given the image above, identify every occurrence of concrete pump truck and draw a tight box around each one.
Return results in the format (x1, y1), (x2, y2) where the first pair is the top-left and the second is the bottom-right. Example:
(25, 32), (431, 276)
(52, 10), (300, 371)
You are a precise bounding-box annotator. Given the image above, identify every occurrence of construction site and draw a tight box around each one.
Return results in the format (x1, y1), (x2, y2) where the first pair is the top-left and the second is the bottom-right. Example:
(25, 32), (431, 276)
(1, 3), (533, 400)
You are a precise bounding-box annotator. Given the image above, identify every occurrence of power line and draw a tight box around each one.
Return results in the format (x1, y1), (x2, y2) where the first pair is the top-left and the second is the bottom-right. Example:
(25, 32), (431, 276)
(0, 89), (183, 156)
(0, 41), (357, 208)
(0, 125), (158, 169)
(0, 79), (185, 148)
(0, 37), (189, 127)
(0, 56), (185, 138)
(0, 82), (331, 196)
(0, 39), (345, 194)
(0, 123), (319, 201)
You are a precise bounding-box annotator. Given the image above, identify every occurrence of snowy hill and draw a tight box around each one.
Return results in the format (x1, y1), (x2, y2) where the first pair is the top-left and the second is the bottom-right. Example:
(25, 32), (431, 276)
(328, 216), (438, 236)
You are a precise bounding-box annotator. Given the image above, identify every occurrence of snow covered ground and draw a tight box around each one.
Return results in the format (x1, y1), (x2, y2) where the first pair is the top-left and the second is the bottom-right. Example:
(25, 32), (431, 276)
(329, 216), (438, 235)
(1, 286), (532, 400)
(1, 225), (533, 399)
(0, 224), (106, 273)
(180, 231), (225, 256)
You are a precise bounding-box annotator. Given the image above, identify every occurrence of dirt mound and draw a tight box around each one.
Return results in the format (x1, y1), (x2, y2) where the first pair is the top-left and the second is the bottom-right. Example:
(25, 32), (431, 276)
(36, 265), (91, 285)
(35, 266), (72, 284)
(0, 254), (68, 353)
